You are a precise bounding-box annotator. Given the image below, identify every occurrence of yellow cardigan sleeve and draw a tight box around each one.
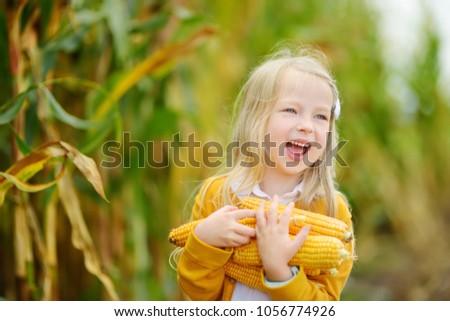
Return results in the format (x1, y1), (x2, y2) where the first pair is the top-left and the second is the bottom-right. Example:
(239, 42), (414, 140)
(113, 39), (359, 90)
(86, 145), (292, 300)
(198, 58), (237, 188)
(176, 177), (231, 300)
(262, 194), (355, 300)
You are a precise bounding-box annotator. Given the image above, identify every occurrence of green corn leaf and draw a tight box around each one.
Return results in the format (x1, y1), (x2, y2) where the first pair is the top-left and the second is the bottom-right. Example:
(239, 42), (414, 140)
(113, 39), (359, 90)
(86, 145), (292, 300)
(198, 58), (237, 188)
(0, 93), (26, 124)
(80, 110), (122, 154)
(11, 126), (33, 155)
(40, 85), (100, 130)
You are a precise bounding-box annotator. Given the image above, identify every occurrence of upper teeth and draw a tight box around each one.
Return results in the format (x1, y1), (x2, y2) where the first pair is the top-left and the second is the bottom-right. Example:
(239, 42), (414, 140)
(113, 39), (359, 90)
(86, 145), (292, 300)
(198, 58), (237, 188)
(291, 141), (309, 147)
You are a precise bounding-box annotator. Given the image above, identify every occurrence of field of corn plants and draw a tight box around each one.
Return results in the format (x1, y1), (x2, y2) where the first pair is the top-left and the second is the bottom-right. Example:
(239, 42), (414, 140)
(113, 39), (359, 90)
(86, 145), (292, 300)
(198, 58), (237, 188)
(1, 0), (449, 300)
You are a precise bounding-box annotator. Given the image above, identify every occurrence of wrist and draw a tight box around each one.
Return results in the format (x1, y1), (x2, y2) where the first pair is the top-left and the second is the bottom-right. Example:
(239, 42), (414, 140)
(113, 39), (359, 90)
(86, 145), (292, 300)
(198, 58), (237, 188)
(264, 264), (292, 282)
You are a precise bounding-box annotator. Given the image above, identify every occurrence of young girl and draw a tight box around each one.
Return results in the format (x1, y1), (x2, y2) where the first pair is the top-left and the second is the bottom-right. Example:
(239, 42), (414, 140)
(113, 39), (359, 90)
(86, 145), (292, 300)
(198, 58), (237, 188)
(174, 45), (354, 301)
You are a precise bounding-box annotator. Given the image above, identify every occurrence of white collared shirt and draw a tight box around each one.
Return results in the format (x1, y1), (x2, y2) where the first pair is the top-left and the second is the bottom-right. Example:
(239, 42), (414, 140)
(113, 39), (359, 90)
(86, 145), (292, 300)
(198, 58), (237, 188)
(230, 180), (304, 301)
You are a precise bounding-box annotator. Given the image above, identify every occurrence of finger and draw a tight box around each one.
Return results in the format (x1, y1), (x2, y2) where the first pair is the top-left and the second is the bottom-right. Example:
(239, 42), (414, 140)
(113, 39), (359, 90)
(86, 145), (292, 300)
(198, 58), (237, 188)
(232, 209), (257, 220)
(221, 205), (239, 212)
(256, 199), (266, 229)
(267, 195), (279, 225)
(230, 233), (251, 247)
(235, 224), (256, 238)
(280, 202), (294, 229)
(292, 225), (310, 250)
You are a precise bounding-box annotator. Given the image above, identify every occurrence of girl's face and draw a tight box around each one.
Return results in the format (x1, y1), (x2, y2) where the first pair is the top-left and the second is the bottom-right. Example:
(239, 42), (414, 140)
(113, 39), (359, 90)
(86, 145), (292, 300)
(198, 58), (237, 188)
(263, 69), (333, 180)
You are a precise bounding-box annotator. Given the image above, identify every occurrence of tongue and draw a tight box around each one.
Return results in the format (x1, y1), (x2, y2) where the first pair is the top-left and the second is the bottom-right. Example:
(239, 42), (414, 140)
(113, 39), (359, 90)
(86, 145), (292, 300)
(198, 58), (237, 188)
(286, 143), (305, 156)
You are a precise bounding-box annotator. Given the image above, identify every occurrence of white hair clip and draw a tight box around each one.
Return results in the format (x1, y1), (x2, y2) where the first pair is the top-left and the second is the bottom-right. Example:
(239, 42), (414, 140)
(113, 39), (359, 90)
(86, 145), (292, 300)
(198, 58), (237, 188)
(334, 98), (341, 119)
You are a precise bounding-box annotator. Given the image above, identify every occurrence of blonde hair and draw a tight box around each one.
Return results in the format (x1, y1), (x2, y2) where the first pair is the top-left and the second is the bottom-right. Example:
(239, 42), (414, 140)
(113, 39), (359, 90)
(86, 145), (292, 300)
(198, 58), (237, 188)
(196, 45), (343, 218)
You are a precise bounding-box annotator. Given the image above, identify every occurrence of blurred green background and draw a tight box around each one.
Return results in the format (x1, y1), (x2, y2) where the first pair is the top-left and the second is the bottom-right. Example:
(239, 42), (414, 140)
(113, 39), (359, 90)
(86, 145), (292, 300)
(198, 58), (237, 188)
(1, 0), (449, 300)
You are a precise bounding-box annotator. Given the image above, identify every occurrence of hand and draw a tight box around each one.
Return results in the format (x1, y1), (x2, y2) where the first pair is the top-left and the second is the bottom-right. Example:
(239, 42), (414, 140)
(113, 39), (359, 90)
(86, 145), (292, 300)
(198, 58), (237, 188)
(194, 205), (256, 248)
(256, 195), (310, 282)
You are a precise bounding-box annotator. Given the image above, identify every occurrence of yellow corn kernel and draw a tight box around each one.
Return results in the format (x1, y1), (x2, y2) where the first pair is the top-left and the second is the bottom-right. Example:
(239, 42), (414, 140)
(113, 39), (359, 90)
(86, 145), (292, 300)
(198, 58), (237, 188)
(238, 197), (353, 242)
(304, 268), (322, 276)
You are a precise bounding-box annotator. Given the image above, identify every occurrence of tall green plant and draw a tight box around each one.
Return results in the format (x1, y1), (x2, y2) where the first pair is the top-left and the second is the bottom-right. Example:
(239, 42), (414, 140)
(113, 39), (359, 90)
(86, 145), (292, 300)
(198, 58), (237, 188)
(0, 0), (215, 300)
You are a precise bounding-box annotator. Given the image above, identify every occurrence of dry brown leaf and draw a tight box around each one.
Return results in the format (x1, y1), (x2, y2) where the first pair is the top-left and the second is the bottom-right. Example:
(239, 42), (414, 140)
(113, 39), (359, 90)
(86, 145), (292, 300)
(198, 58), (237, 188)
(14, 204), (33, 278)
(0, 144), (65, 204)
(57, 174), (119, 300)
(0, 141), (108, 205)
(43, 190), (58, 300)
(60, 141), (108, 202)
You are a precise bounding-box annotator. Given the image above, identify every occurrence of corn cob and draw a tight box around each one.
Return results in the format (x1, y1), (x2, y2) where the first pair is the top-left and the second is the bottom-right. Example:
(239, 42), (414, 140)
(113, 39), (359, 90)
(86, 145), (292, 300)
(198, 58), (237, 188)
(232, 237), (350, 270)
(168, 216), (307, 248)
(238, 197), (353, 243)
(169, 218), (202, 247)
(224, 261), (336, 292)
(224, 261), (265, 291)
(168, 217), (256, 247)
(168, 210), (351, 248)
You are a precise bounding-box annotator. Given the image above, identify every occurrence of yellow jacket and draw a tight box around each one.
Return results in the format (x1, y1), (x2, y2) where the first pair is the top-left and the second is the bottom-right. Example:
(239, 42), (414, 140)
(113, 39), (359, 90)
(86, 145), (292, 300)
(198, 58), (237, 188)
(176, 177), (354, 301)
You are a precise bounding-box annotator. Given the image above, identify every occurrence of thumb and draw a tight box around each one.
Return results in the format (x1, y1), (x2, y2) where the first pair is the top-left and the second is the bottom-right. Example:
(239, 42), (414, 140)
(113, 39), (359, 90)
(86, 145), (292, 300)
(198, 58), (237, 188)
(292, 225), (310, 250)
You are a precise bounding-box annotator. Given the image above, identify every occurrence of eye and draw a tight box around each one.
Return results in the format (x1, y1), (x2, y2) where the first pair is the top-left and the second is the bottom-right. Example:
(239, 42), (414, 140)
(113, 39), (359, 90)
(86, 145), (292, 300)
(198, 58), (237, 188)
(283, 107), (297, 114)
(315, 114), (329, 121)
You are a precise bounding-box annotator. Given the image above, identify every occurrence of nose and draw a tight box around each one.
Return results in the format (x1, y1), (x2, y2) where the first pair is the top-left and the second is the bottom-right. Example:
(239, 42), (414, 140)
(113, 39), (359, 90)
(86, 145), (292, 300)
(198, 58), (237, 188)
(295, 116), (313, 134)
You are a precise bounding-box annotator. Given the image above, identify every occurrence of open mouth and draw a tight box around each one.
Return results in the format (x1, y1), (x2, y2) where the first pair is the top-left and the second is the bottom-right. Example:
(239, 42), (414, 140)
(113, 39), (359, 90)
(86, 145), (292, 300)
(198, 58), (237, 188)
(285, 141), (311, 160)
